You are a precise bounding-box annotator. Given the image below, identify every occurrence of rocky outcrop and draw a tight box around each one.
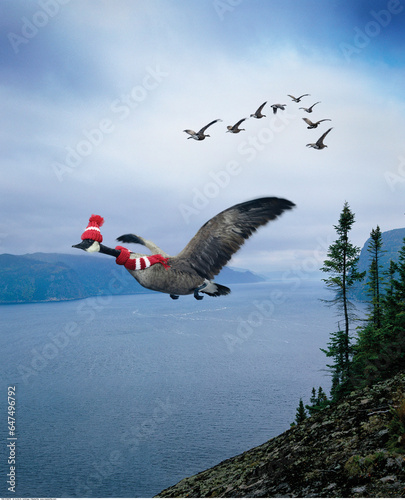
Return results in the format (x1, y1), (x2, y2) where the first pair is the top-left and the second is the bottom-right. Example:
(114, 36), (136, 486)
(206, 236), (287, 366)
(156, 372), (405, 497)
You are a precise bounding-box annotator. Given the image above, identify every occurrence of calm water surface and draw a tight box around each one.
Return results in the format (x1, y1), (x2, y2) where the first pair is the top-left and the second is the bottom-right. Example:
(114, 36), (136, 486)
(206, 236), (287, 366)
(0, 281), (342, 497)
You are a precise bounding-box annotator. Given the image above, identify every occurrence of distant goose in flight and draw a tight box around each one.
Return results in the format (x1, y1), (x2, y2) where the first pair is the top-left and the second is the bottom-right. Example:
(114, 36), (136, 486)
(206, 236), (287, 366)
(250, 102), (267, 118)
(306, 128), (333, 149)
(227, 118), (247, 133)
(287, 93), (310, 103)
(183, 119), (222, 140)
(302, 118), (331, 129)
(73, 198), (295, 300)
(270, 103), (287, 114)
(299, 102), (320, 113)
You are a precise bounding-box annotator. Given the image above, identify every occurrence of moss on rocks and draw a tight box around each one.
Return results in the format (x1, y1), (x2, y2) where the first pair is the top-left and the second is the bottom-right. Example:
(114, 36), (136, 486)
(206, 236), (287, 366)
(156, 372), (405, 498)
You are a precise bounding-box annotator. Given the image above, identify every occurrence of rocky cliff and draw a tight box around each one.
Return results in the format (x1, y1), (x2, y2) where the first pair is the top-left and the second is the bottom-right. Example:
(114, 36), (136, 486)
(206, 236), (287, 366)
(156, 372), (405, 497)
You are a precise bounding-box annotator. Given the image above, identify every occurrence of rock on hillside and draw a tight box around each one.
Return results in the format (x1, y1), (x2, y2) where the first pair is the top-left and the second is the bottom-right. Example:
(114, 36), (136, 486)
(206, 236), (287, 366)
(156, 372), (405, 498)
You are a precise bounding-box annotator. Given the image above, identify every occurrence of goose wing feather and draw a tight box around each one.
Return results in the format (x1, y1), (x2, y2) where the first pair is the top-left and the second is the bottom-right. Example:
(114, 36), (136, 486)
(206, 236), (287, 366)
(198, 119), (222, 134)
(256, 102), (267, 113)
(232, 117), (247, 128)
(171, 197), (295, 279)
(316, 127), (333, 146)
(303, 117), (314, 126)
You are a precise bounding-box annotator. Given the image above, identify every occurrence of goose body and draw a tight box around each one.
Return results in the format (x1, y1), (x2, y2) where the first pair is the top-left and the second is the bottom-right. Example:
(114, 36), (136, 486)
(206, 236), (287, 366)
(250, 102), (267, 118)
(270, 103), (287, 114)
(73, 198), (295, 300)
(227, 118), (247, 133)
(183, 119), (222, 140)
(287, 93), (310, 103)
(302, 117), (331, 129)
(306, 127), (333, 149)
(299, 101), (320, 113)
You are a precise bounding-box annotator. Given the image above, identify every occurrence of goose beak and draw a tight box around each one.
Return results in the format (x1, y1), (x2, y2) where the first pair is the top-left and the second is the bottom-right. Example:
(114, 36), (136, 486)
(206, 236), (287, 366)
(72, 239), (100, 252)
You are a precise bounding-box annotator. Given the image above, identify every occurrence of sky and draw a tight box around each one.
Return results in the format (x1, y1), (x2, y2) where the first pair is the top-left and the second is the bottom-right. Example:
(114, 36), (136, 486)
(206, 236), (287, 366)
(1, 0), (405, 275)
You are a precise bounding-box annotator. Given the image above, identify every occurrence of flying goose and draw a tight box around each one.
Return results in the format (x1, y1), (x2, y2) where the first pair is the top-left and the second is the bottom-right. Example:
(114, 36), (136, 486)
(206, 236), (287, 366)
(183, 119), (223, 140)
(73, 198), (295, 300)
(302, 117), (331, 129)
(270, 103), (287, 114)
(287, 93), (310, 103)
(299, 101), (320, 113)
(250, 102), (267, 118)
(306, 127), (333, 149)
(227, 118), (247, 133)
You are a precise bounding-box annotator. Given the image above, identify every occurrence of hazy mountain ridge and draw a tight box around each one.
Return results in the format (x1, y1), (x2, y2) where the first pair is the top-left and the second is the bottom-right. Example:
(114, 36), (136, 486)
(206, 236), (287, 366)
(0, 252), (265, 304)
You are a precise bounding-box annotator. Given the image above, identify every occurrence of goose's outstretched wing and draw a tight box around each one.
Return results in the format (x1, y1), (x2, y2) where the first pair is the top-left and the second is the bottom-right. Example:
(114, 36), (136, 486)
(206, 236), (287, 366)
(183, 129), (197, 135)
(198, 119), (222, 134)
(316, 127), (333, 146)
(172, 197), (295, 279)
(303, 117), (315, 127)
(233, 118), (247, 128)
(255, 102), (267, 114)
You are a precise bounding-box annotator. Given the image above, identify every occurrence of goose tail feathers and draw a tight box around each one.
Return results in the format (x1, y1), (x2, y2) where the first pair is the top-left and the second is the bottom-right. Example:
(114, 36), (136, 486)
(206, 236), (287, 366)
(201, 281), (231, 297)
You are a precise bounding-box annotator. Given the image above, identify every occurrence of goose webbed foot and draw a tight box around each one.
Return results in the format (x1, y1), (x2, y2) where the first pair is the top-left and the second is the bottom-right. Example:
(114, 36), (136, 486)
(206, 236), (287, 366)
(194, 283), (207, 300)
(170, 294), (179, 300)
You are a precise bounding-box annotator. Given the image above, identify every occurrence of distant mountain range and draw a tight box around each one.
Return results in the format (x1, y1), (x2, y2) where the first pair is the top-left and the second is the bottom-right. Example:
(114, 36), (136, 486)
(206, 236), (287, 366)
(0, 252), (265, 304)
(352, 227), (405, 300)
(1, 227), (403, 305)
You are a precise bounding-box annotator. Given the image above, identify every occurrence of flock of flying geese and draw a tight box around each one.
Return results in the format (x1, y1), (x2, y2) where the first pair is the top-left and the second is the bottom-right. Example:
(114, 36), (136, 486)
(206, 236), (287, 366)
(183, 93), (333, 150)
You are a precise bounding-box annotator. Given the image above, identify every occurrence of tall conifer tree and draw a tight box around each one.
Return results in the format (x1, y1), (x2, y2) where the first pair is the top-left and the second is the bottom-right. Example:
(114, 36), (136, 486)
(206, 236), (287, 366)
(320, 202), (365, 398)
(366, 226), (384, 328)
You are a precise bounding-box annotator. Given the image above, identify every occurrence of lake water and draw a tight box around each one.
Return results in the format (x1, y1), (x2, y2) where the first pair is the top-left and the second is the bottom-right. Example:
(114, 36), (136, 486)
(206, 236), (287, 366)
(0, 280), (345, 497)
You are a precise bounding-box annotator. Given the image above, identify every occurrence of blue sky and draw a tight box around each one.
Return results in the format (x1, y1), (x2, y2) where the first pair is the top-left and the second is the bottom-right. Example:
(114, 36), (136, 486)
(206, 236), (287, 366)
(1, 0), (405, 274)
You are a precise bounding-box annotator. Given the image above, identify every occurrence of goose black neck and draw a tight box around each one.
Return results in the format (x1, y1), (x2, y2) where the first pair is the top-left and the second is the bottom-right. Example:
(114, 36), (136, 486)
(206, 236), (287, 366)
(99, 243), (121, 258)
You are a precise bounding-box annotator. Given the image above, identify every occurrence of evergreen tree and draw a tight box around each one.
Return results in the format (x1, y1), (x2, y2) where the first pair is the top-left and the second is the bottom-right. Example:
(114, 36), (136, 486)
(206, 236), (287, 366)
(392, 238), (405, 304)
(309, 387), (317, 407)
(390, 238), (405, 340)
(352, 238), (405, 386)
(366, 226), (385, 328)
(320, 202), (365, 399)
(306, 387), (329, 415)
(382, 259), (399, 329)
(317, 387), (328, 406)
(294, 398), (307, 424)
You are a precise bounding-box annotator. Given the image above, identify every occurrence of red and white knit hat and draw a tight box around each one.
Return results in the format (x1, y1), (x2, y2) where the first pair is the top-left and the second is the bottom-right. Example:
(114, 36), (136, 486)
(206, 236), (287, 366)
(81, 214), (104, 242)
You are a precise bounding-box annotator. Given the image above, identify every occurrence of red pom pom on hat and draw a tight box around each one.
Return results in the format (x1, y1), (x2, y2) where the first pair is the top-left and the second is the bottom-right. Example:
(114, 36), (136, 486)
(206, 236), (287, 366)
(81, 214), (104, 242)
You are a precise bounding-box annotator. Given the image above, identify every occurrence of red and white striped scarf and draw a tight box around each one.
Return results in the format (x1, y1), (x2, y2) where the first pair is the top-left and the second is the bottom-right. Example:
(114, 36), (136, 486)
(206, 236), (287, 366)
(115, 245), (170, 271)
